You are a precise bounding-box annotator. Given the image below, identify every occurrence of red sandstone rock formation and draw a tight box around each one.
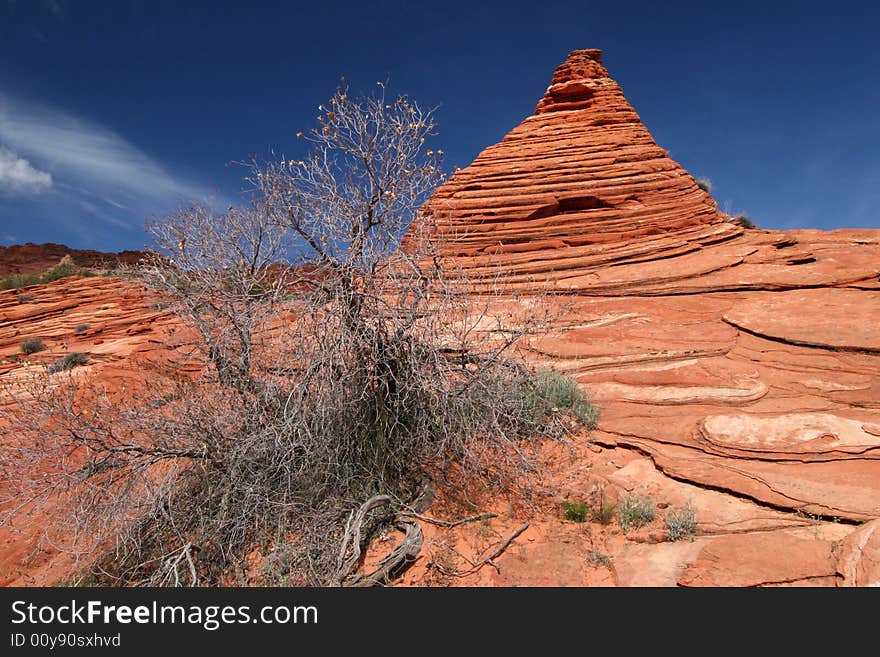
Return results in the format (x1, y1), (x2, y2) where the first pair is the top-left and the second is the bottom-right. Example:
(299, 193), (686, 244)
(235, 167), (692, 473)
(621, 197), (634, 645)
(0, 242), (147, 276)
(0, 276), (182, 585)
(413, 48), (737, 290)
(1, 49), (878, 587)
(399, 48), (880, 586)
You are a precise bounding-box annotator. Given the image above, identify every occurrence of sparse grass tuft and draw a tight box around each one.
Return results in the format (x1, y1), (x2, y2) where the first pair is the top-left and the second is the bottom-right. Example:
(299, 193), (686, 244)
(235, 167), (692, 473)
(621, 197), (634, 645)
(696, 177), (713, 193)
(591, 485), (616, 524)
(562, 501), (589, 523)
(665, 503), (697, 542)
(20, 337), (46, 355)
(617, 494), (655, 533)
(592, 500), (616, 525)
(48, 351), (88, 373)
(525, 369), (598, 428)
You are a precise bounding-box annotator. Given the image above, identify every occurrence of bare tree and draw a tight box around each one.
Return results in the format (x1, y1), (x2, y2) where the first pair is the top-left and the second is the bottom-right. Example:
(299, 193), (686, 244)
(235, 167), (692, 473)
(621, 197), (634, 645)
(0, 84), (596, 586)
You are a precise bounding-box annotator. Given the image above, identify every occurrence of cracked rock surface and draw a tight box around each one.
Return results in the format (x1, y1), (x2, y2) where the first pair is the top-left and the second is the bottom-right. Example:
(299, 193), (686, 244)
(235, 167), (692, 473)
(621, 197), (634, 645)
(1, 49), (878, 586)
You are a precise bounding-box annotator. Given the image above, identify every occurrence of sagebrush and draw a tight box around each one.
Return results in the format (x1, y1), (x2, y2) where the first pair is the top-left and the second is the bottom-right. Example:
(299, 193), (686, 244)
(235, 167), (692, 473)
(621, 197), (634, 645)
(0, 85), (596, 587)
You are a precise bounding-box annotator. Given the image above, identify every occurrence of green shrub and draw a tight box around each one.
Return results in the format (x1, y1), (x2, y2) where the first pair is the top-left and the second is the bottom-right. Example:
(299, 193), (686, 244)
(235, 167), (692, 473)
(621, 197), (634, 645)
(562, 501), (589, 523)
(40, 255), (81, 283)
(48, 351), (88, 373)
(525, 370), (598, 428)
(593, 500), (616, 525)
(732, 214), (755, 229)
(617, 494), (655, 533)
(20, 337), (46, 355)
(0, 273), (40, 291)
(665, 504), (697, 542)
(0, 256), (94, 291)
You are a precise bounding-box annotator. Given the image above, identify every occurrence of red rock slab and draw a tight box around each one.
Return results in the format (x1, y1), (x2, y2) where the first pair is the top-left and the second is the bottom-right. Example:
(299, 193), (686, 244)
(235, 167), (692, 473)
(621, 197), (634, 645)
(613, 540), (708, 587)
(722, 289), (880, 353)
(836, 519), (880, 586)
(643, 441), (880, 522)
(525, 297), (738, 369)
(590, 379), (768, 406)
(700, 413), (880, 456)
(608, 458), (808, 536)
(677, 529), (846, 587)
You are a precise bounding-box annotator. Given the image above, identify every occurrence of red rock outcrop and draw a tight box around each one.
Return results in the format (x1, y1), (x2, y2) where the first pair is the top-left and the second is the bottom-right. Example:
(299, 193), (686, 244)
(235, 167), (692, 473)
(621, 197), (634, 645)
(0, 276), (181, 585)
(398, 48), (880, 586)
(412, 48), (739, 290)
(0, 242), (147, 276)
(2, 49), (879, 587)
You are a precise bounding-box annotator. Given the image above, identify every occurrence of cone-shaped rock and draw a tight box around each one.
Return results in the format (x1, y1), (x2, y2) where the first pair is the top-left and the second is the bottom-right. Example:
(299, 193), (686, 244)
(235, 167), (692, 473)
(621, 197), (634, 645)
(413, 48), (740, 288)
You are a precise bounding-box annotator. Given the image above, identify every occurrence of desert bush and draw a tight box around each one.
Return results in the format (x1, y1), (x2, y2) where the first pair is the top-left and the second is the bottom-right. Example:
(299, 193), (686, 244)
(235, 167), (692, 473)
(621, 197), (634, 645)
(731, 214), (755, 229)
(0, 256), (94, 291)
(17, 293), (35, 303)
(562, 501), (589, 522)
(19, 337), (46, 355)
(525, 370), (598, 428)
(617, 494), (655, 533)
(47, 351), (88, 373)
(40, 255), (82, 283)
(665, 503), (697, 541)
(696, 177), (713, 193)
(74, 323), (90, 334)
(0, 273), (40, 291)
(0, 83), (592, 587)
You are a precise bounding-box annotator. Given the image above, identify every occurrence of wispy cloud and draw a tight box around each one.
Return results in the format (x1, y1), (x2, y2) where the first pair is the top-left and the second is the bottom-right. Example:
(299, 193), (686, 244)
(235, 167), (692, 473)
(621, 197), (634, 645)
(0, 146), (52, 192)
(0, 93), (218, 236)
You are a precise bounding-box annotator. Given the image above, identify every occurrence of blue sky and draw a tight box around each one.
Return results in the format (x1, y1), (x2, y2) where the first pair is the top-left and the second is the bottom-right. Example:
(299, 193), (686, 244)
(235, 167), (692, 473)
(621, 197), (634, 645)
(1, 0), (878, 251)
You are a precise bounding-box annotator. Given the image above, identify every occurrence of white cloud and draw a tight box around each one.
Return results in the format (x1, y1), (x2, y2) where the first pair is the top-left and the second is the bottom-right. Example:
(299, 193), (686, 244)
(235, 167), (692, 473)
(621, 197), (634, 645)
(0, 93), (220, 230)
(0, 147), (52, 192)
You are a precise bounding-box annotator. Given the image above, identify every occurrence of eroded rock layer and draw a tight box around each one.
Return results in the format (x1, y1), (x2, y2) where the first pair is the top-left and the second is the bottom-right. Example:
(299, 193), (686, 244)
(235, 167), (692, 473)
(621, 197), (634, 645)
(1, 49), (879, 587)
(401, 49), (880, 586)
(414, 48), (743, 289)
(0, 277), (185, 585)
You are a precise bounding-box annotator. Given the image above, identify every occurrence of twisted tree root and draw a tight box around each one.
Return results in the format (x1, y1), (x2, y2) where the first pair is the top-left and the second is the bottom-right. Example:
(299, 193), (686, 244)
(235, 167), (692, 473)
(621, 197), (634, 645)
(336, 492), (528, 586)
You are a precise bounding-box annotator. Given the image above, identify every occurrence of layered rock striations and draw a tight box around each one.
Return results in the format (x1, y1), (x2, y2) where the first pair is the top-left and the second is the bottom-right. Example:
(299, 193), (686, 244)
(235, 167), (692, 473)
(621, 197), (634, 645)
(404, 49), (880, 586)
(0, 277), (182, 585)
(416, 48), (740, 290)
(1, 49), (878, 587)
